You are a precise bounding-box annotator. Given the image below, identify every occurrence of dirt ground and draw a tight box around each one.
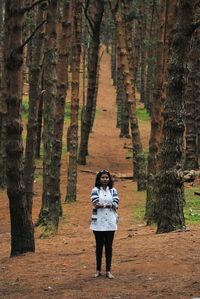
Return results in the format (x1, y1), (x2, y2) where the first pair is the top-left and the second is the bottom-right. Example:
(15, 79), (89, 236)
(1, 50), (200, 299)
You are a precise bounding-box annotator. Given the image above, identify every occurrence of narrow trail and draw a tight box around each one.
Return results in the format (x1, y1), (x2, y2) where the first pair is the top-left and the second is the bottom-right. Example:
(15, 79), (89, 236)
(1, 51), (200, 299)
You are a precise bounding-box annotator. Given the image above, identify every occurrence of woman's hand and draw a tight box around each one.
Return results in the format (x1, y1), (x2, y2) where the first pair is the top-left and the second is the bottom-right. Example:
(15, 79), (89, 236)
(94, 203), (104, 209)
(94, 203), (112, 209)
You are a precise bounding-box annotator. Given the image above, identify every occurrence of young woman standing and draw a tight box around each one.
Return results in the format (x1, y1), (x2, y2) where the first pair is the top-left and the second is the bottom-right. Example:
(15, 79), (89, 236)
(90, 169), (119, 279)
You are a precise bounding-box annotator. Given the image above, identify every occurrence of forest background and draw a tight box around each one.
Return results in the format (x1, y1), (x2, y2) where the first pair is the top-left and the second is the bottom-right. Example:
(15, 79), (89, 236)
(1, 0), (200, 298)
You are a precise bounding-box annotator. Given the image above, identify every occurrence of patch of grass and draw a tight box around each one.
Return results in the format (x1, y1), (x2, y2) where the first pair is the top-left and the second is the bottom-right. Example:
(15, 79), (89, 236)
(133, 205), (145, 224)
(132, 186), (200, 226)
(136, 107), (150, 122)
(22, 96), (29, 121)
(184, 186), (200, 225)
(132, 191), (146, 224)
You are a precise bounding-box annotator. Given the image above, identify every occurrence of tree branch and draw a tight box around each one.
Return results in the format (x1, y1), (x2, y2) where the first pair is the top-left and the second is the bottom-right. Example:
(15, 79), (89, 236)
(21, 0), (48, 14)
(83, 0), (96, 36)
(20, 19), (46, 50)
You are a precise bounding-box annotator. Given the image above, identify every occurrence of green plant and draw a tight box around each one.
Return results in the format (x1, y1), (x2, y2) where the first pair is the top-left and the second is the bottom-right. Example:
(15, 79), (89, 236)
(136, 107), (150, 122)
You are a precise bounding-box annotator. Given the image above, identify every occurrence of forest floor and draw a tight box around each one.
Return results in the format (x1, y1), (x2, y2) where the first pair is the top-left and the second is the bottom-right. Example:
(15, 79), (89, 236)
(1, 49), (200, 299)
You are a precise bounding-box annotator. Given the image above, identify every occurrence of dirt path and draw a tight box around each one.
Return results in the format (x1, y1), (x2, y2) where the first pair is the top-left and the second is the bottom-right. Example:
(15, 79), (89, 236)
(1, 50), (200, 299)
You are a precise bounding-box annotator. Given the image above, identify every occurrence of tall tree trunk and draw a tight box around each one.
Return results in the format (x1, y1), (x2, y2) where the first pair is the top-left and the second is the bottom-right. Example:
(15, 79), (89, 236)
(139, 0), (147, 107)
(184, 29), (199, 170)
(78, 0), (104, 165)
(0, 0), (6, 188)
(119, 1), (130, 138)
(145, 0), (158, 114)
(35, 86), (43, 159)
(145, 0), (178, 225)
(24, 6), (45, 216)
(53, 1), (72, 209)
(109, 0), (146, 191)
(5, 0), (35, 256)
(195, 28), (200, 159)
(111, 32), (117, 86)
(117, 49), (129, 136)
(39, 0), (59, 236)
(157, 0), (196, 233)
(65, 0), (82, 202)
(90, 49), (103, 132)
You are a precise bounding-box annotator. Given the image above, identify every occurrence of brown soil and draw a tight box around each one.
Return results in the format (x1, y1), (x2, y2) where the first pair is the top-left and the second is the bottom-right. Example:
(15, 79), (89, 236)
(1, 50), (200, 299)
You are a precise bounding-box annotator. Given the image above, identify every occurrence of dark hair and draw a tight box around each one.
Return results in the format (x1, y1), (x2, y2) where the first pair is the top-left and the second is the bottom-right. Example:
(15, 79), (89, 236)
(95, 169), (114, 189)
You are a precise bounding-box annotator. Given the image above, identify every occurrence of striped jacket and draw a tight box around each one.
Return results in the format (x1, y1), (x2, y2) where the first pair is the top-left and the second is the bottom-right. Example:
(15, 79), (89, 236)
(90, 186), (119, 231)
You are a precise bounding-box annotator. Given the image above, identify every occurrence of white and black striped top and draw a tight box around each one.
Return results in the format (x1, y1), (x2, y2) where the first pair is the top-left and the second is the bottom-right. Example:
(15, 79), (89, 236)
(90, 186), (119, 231)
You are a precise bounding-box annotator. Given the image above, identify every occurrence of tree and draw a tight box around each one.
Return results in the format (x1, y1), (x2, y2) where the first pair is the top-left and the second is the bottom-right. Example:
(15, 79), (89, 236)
(109, 0), (146, 191)
(0, 0), (6, 188)
(5, 0), (35, 256)
(145, 0), (178, 224)
(195, 28), (200, 159)
(78, 0), (104, 165)
(39, 0), (60, 235)
(24, 4), (46, 216)
(65, 0), (82, 202)
(157, 0), (198, 233)
(184, 28), (199, 170)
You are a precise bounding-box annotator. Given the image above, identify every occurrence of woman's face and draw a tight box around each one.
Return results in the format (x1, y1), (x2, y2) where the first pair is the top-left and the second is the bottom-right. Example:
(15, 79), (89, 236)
(100, 174), (110, 187)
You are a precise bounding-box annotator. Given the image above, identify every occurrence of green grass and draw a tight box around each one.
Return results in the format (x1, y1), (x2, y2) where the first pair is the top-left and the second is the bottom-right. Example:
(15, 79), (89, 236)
(132, 186), (200, 226)
(184, 186), (200, 224)
(136, 107), (150, 122)
(133, 205), (146, 224)
(22, 96), (81, 123)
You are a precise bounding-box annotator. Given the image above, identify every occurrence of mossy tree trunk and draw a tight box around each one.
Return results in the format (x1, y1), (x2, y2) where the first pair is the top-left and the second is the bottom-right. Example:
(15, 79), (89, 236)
(39, 0), (59, 236)
(5, 0), (35, 256)
(65, 0), (82, 202)
(53, 1), (72, 209)
(24, 5), (45, 216)
(184, 29), (199, 170)
(157, 0), (196, 233)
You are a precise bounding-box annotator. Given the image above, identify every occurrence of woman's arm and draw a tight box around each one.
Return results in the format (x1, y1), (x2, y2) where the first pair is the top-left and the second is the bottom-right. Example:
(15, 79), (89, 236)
(111, 188), (119, 210)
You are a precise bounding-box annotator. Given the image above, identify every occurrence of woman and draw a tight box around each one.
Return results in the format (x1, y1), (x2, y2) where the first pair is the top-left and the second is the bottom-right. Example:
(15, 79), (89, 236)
(90, 169), (119, 279)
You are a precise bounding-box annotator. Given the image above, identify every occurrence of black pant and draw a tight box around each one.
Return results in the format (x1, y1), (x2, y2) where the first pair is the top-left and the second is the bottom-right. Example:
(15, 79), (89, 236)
(93, 231), (115, 272)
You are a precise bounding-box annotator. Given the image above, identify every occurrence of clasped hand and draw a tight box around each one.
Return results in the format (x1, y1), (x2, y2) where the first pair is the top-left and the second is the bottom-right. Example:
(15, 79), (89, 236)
(95, 203), (112, 209)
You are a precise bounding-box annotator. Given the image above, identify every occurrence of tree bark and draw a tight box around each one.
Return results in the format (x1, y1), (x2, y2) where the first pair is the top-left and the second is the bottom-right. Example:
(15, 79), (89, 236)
(109, 0), (146, 191)
(65, 0), (82, 202)
(145, 0), (178, 225)
(195, 28), (200, 159)
(184, 29), (199, 170)
(5, 0), (35, 256)
(24, 5), (45, 216)
(0, 0), (6, 188)
(157, 0), (195, 233)
(78, 0), (104, 165)
(53, 1), (72, 209)
(39, 0), (59, 235)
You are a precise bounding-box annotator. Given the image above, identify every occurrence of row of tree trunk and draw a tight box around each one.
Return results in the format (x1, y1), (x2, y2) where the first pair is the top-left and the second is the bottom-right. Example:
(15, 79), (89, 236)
(0, 0), (200, 256)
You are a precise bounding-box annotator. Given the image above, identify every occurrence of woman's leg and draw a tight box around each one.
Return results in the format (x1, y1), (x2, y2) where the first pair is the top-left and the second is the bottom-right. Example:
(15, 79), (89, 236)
(104, 231), (115, 272)
(93, 231), (104, 272)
